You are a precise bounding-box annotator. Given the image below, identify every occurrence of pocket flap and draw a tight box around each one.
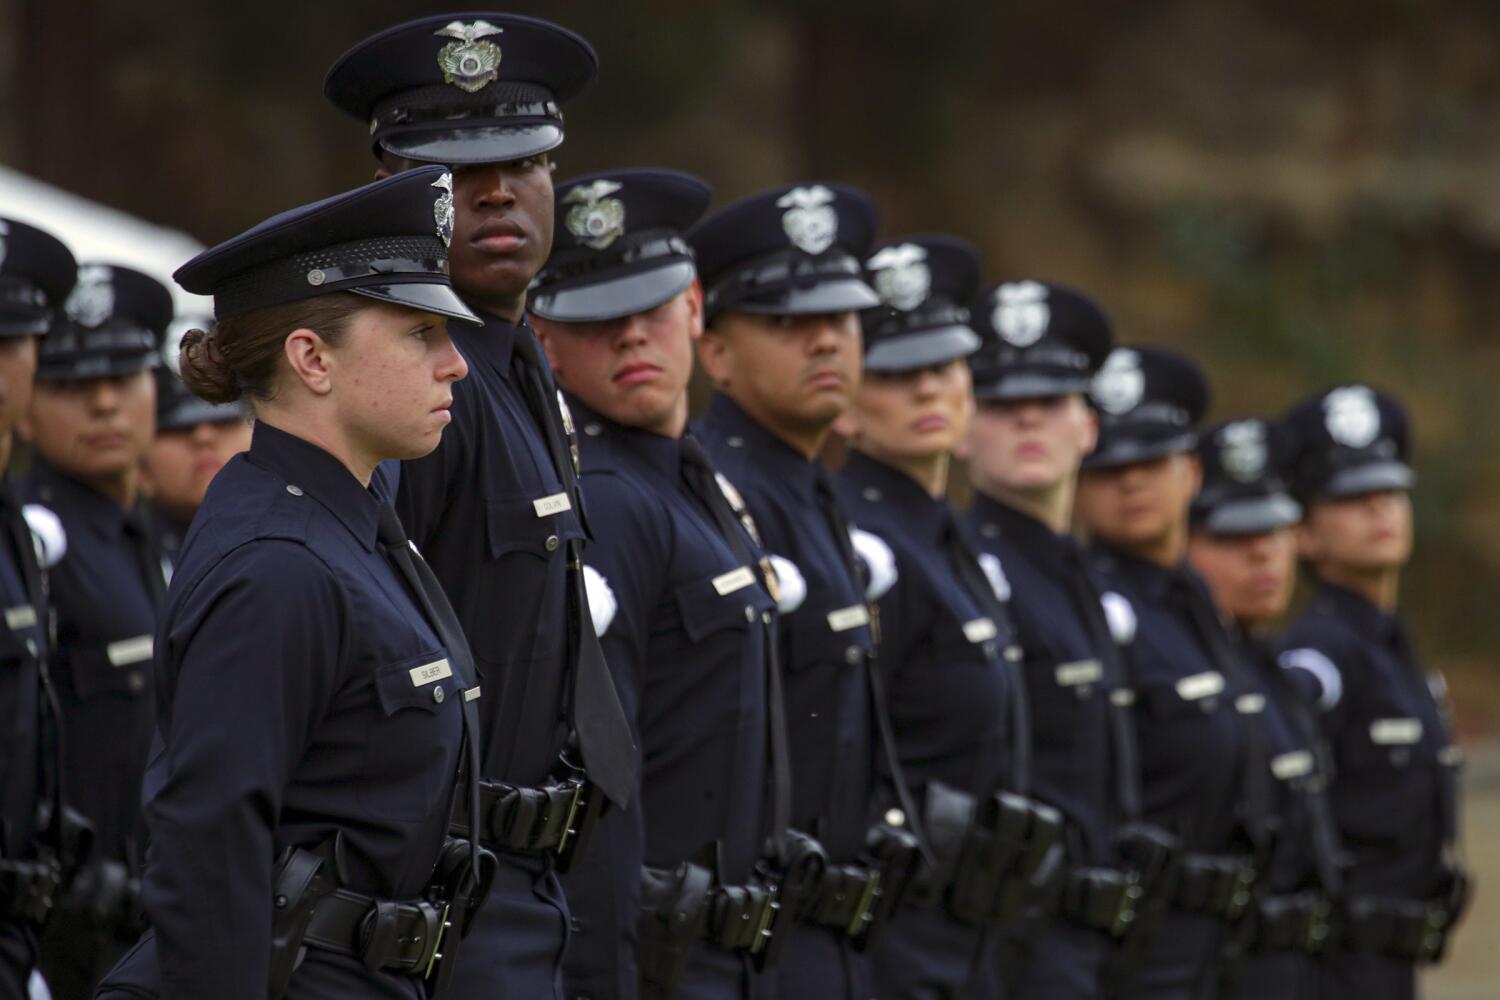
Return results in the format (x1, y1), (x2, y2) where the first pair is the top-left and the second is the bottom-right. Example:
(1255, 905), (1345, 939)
(484, 495), (584, 561)
(374, 649), (460, 716)
(674, 569), (771, 643)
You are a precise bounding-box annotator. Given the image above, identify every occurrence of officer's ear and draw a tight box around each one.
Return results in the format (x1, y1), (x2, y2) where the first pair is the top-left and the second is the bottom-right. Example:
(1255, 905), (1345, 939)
(1077, 396), (1100, 455)
(283, 327), (336, 397)
(696, 315), (732, 389)
(530, 316), (564, 372)
(684, 280), (705, 344)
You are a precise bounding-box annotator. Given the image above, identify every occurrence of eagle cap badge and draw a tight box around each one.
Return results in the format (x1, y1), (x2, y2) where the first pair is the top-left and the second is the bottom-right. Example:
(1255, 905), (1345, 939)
(992, 281), (1051, 348)
(563, 180), (627, 250)
(1091, 348), (1145, 416)
(866, 243), (931, 311)
(435, 20), (504, 93)
(1322, 385), (1381, 449)
(66, 265), (115, 328)
(432, 172), (455, 247)
(1218, 420), (1268, 482)
(777, 185), (838, 255)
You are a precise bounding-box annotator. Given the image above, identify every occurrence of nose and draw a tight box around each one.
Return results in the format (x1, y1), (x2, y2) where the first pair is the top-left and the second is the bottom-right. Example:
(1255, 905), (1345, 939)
(471, 165), (517, 209)
(88, 378), (120, 413)
(189, 421), (217, 447)
(911, 368), (941, 400)
(613, 314), (649, 350)
(806, 316), (845, 355)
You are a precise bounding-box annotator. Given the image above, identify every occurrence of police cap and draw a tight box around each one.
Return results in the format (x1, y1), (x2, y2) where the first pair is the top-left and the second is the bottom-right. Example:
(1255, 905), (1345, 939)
(860, 234), (981, 372)
(1083, 345), (1209, 469)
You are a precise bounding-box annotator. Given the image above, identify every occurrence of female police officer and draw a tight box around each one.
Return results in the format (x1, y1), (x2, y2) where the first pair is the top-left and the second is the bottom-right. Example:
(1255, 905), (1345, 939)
(95, 167), (488, 999)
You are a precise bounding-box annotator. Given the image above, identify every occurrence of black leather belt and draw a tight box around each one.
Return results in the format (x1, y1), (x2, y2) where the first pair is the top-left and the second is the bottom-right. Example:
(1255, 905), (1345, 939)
(1060, 865), (1144, 938)
(1344, 895), (1458, 963)
(703, 879), (780, 956)
(1173, 851), (1256, 922)
(449, 775), (596, 868)
(1251, 890), (1333, 955)
(301, 886), (449, 977)
(801, 862), (884, 941)
(0, 857), (61, 924)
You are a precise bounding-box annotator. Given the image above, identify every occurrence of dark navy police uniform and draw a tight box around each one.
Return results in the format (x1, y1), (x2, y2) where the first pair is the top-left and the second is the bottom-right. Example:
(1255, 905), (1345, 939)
(97, 166), (489, 999)
(0, 218), (76, 999)
(1277, 387), (1466, 1000)
(326, 16), (639, 999)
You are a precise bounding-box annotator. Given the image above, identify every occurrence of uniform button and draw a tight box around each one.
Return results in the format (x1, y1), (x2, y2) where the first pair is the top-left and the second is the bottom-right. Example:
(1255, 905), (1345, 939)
(433, 685), (445, 704)
(845, 646), (862, 664)
(884, 808), (906, 828)
(286, 484), (304, 496)
(727, 436), (745, 448)
(980, 523), (1000, 539)
(25, 639), (37, 657)
(127, 672), (144, 694)
(584, 423), (602, 437)
(744, 605), (756, 623)
(545, 535), (560, 552)
(761, 611), (773, 624)
(862, 487), (882, 502)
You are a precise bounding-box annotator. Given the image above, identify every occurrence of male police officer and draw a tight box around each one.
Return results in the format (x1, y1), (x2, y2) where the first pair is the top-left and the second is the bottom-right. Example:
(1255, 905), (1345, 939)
(530, 168), (788, 1000)
(962, 283), (1153, 1000)
(326, 15), (637, 997)
(1278, 386), (1467, 999)
(22, 263), (172, 999)
(0, 218), (76, 999)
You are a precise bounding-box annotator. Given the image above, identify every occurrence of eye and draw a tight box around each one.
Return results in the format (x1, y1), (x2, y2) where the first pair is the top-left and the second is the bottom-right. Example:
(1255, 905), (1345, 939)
(410, 325), (432, 342)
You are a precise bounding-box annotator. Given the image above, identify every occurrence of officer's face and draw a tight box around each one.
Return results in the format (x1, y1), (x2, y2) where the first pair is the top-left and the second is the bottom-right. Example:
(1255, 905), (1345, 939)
(140, 417), (253, 523)
(699, 311), (863, 442)
(1075, 452), (1202, 554)
(445, 155), (554, 312)
(1298, 489), (1413, 573)
(534, 284), (702, 438)
(967, 394), (1097, 495)
(850, 359), (972, 463)
(1187, 527), (1298, 628)
(25, 370), (156, 482)
(0, 336), (39, 439)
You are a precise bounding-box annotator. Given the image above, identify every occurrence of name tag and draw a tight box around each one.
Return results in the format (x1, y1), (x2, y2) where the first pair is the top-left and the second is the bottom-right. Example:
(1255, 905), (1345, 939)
(1055, 659), (1103, 687)
(4, 604), (36, 630)
(106, 635), (154, 667)
(962, 618), (998, 644)
(533, 492), (572, 518)
(1175, 671), (1225, 702)
(1370, 718), (1423, 745)
(464, 686), (482, 702)
(1111, 688), (1136, 707)
(409, 659), (453, 687)
(827, 604), (870, 633)
(1271, 750), (1314, 780)
(1235, 693), (1266, 715)
(712, 566), (756, 596)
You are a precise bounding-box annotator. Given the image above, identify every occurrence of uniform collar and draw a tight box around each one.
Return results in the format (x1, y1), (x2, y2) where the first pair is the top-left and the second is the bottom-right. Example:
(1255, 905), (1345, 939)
(1312, 579), (1401, 644)
(1091, 541), (1191, 603)
(244, 421), (382, 551)
(456, 298), (525, 374)
(968, 491), (1077, 574)
(842, 449), (951, 543)
(28, 457), (134, 538)
(568, 394), (683, 483)
(701, 392), (819, 500)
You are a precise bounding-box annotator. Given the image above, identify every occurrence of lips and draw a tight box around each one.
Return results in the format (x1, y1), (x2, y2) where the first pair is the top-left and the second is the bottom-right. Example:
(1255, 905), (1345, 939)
(82, 431), (127, 450)
(912, 414), (949, 433)
(614, 362), (661, 387)
(806, 368), (845, 389)
(470, 217), (527, 254)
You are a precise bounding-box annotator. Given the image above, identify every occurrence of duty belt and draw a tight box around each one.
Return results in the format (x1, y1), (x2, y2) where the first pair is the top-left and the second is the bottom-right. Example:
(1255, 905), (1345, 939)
(1173, 851), (1256, 922)
(801, 862), (884, 943)
(0, 857), (61, 924)
(448, 774), (600, 872)
(300, 887), (448, 977)
(1060, 865), (1145, 938)
(1343, 894), (1461, 963)
(703, 878), (782, 957)
(1250, 890), (1333, 955)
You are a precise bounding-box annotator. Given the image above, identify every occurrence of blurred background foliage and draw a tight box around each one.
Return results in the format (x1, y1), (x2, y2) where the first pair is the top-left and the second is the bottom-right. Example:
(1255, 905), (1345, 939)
(2, 0), (1496, 730)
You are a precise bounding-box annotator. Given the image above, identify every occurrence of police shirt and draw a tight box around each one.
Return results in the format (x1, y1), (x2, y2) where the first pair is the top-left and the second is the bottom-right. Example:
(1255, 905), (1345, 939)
(0, 479), (49, 866)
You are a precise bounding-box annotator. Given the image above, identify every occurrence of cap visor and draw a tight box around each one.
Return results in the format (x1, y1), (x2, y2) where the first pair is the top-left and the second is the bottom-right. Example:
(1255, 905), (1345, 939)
(1082, 430), (1198, 470)
(529, 261), (697, 324)
(728, 277), (881, 318)
(1322, 460), (1415, 499)
(36, 353), (160, 381)
(352, 282), (481, 325)
(159, 397), (249, 432)
(973, 371), (1090, 401)
(380, 124), (564, 167)
(864, 325), (980, 372)
(1199, 494), (1302, 536)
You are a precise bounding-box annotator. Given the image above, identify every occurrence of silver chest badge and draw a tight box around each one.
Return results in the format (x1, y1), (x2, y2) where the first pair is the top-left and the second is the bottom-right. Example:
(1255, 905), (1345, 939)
(992, 281), (1051, 347)
(1218, 420), (1267, 482)
(66, 265), (115, 328)
(1323, 385), (1381, 448)
(435, 20), (504, 93)
(866, 243), (930, 310)
(777, 185), (838, 255)
(1091, 348), (1145, 415)
(432, 172), (454, 248)
(563, 180), (627, 250)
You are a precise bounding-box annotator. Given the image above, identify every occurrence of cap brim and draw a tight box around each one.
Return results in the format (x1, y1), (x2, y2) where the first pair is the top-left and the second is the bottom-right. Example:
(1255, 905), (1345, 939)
(973, 371), (1091, 401)
(352, 283), (481, 325)
(36, 353), (159, 381)
(864, 325), (981, 372)
(528, 261), (697, 324)
(1198, 494), (1302, 536)
(1321, 460), (1415, 499)
(380, 123), (564, 167)
(1081, 430), (1198, 470)
(159, 397), (250, 432)
(725, 277), (881, 318)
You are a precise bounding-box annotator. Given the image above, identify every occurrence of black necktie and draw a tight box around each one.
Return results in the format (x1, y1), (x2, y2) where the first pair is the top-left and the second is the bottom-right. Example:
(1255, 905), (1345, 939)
(124, 507), (166, 611)
(511, 330), (638, 808)
(944, 515), (1032, 794)
(680, 435), (791, 856)
(377, 503), (485, 874)
(1060, 542), (1144, 821)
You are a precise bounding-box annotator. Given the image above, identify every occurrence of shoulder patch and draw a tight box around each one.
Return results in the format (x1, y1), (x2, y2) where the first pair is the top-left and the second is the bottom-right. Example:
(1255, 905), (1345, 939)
(21, 504), (66, 568)
(1278, 646), (1343, 710)
(767, 554), (807, 614)
(1100, 591), (1136, 645)
(849, 526), (898, 601)
(583, 564), (617, 636)
(977, 552), (1011, 602)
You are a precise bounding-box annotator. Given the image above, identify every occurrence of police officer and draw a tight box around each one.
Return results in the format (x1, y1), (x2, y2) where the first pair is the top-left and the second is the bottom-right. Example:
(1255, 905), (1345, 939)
(0, 218), (76, 999)
(20, 261), (172, 999)
(836, 236), (1059, 999)
(529, 168), (786, 999)
(1073, 346), (1269, 1000)
(140, 318), (251, 571)
(1185, 417), (1343, 998)
(962, 282), (1157, 999)
(326, 16), (638, 997)
(96, 167), (487, 999)
(1277, 386), (1467, 1000)
(692, 184), (921, 1000)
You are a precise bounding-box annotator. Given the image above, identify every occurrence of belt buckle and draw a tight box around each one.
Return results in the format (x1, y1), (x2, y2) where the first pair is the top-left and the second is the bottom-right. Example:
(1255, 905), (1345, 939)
(1109, 872), (1144, 938)
(845, 870), (883, 941)
(553, 780), (587, 857)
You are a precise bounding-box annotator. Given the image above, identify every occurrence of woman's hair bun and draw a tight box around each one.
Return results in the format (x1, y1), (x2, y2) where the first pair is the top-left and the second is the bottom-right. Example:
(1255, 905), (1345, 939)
(178, 327), (242, 404)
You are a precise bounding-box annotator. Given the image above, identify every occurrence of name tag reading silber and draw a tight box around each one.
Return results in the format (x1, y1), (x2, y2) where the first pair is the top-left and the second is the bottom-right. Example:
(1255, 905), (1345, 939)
(106, 635), (154, 667)
(1370, 718), (1422, 745)
(1175, 671), (1225, 701)
(4, 604), (37, 630)
(712, 566), (756, 596)
(533, 493), (572, 518)
(1271, 750), (1314, 780)
(827, 605), (870, 633)
(1235, 693), (1266, 715)
(1055, 660), (1103, 687)
(962, 618), (998, 643)
(409, 659), (453, 687)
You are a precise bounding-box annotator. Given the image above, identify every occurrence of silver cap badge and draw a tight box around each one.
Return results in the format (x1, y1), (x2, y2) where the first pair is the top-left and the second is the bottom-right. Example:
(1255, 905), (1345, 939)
(66, 265), (115, 328)
(992, 281), (1051, 348)
(435, 20), (504, 93)
(563, 180), (627, 250)
(1219, 420), (1268, 482)
(777, 185), (838, 255)
(1323, 385), (1381, 448)
(867, 243), (931, 310)
(432, 172), (455, 248)
(1091, 348), (1145, 415)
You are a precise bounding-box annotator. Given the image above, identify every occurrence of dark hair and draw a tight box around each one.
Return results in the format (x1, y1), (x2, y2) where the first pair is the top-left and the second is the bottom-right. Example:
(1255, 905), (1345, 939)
(179, 292), (366, 404)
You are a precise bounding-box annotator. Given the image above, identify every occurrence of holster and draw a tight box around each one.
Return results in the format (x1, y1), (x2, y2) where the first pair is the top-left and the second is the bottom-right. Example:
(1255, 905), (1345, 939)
(54, 858), (145, 942)
(1105, 822), (1184, 984)
(752, 829), (827, 970)
(449, 771), (602, 874)
(638, 861), (714, 1000)
(268, 847), (333, 1000)
(421, 838), (498, 995)
(857, 821), (925, 946)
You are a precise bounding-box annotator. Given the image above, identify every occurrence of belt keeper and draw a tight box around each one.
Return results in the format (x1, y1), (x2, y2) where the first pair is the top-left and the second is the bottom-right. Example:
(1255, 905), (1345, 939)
(358, 900), (404, 971)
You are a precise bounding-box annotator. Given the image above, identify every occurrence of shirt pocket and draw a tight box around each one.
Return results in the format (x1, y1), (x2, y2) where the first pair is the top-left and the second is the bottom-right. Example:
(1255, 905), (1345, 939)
(68, 634), (154, 701)
(360, 648), (463, 822)
(785, 603), (870, 673)
(484, 494), (585, 562)
(673, 567), (771, 643)
(1137, 670), (1228, 723)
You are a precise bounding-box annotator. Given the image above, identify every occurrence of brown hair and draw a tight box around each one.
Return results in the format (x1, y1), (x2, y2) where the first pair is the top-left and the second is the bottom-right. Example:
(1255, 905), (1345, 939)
(179, 292), (366, 404)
